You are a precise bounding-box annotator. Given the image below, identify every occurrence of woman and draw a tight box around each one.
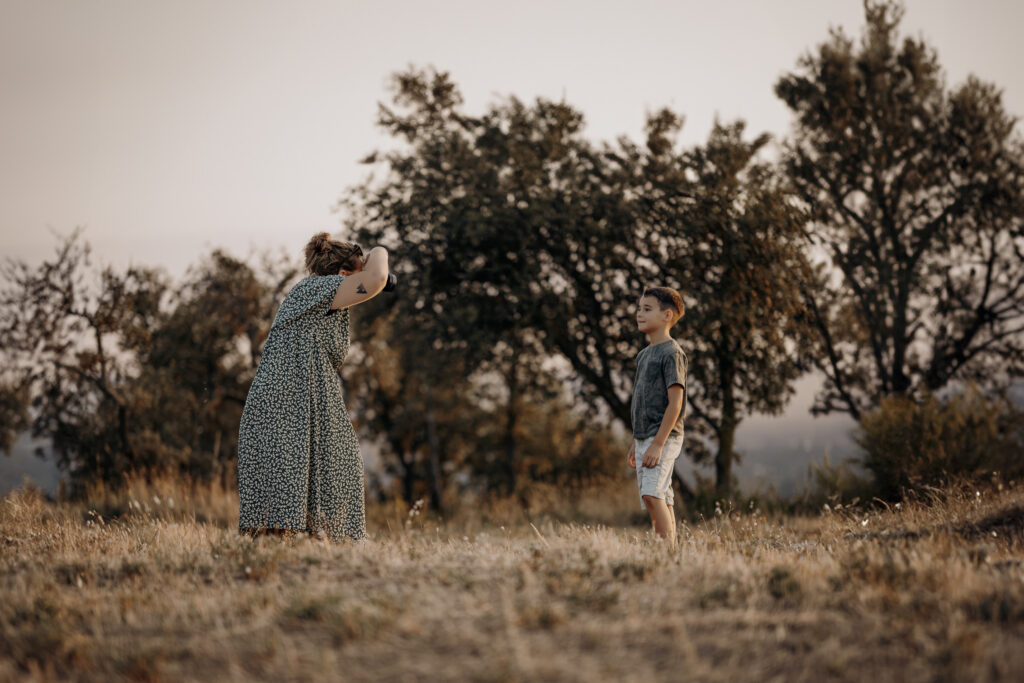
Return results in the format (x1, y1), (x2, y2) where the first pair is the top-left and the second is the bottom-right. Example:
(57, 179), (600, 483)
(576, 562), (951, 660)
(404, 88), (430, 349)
(237, 232), (389, 541)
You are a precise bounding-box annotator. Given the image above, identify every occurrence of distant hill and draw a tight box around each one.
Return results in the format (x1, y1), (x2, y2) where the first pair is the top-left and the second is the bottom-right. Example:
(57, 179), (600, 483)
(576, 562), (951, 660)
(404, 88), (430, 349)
(676, 373), (859, 497)
(723, 377), (1024, 497)
(1, 434), (61, 497)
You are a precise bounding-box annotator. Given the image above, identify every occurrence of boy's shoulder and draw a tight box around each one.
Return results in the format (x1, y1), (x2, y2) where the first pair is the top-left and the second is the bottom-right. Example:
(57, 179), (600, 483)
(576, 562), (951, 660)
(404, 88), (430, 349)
(650, 340), (687, 371)
(639, 338), (686, 357)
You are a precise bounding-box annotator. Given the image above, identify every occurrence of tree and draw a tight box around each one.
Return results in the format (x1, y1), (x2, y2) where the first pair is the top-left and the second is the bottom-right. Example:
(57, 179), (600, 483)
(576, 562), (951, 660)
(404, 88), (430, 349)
(0, 231), (297, 493)
(343, 301), (487, 511)
(527, 129), (642, 429)
(345, 299), (627, 510)
(0, 231), (166, 490)
(855, 385), (1024, 499)
(342, 68), (587, 498)
(343, 68), (815, 499)
(623, 113), (812, 494)
(141, 249), (298, 479)
(776, 0), (1024, 419)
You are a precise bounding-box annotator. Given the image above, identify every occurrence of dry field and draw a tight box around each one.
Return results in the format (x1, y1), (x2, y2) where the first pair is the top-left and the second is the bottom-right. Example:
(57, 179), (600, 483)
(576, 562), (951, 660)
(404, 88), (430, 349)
(2, 477), (1024, 682)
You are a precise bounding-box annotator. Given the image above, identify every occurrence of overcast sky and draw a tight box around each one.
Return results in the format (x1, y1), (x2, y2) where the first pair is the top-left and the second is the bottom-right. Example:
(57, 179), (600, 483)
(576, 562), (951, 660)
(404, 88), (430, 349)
(2, 0), (1022, 276)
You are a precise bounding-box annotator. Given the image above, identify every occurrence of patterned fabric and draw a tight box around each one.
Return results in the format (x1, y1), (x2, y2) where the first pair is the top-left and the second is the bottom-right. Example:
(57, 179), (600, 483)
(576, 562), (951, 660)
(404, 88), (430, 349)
(237, 275), (366, 541)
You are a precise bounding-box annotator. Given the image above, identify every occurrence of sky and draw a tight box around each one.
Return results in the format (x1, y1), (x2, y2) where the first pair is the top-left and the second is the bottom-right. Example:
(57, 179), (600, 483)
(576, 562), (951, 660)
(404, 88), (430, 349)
(2, 0), (1021, 276)
(1, 0), (1022, 493)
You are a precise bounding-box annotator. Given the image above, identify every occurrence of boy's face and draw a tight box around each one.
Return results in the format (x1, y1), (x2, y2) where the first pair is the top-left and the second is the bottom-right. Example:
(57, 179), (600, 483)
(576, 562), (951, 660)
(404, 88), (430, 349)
(636, 295), (670, 333)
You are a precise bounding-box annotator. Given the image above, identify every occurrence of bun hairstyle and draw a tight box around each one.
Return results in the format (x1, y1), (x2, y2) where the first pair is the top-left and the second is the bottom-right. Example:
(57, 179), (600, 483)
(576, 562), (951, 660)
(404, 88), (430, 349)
(304, 232), (363, 276)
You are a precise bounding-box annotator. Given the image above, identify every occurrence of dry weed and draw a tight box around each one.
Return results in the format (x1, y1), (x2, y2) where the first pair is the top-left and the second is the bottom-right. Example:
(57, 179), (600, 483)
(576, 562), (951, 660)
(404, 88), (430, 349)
(1, 480), (1023, 681)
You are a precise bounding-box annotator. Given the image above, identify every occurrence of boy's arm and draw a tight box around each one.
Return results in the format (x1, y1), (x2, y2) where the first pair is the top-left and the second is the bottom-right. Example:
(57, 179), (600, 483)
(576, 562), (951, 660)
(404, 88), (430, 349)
(640, 385), (684, 468)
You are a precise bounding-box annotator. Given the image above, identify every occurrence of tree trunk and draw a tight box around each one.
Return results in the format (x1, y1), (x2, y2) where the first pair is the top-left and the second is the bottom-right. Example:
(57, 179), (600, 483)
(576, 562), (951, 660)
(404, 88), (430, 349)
(673, 470), (697, 508)
(118, 403), (135, 467)
(504, 341), (520, 497)
(395, 450), (416, 506)
(402, 460), (415, 505)
(891, 270), (912, 395)
(425, 387), (444, 514)
(715, 356), (737, 496)
(715, 413), (737, 496)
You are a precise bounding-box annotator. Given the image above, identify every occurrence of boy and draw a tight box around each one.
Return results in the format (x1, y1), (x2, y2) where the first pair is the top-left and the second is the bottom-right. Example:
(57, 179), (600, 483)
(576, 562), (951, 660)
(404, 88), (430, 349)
(628, 286), (687, 546)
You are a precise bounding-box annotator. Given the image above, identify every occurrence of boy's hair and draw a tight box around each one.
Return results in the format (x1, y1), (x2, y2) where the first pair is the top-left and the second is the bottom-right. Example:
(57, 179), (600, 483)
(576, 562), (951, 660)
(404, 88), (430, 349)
(641, 286), (685, 325)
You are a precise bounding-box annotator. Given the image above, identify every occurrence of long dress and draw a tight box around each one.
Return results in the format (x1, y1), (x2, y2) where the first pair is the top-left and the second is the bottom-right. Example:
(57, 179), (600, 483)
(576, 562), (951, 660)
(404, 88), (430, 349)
(236, 274), (366, 541)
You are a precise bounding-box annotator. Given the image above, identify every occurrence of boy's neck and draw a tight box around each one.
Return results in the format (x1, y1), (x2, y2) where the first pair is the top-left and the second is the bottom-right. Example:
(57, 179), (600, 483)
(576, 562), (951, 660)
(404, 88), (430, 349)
(645, 328), (672, 345)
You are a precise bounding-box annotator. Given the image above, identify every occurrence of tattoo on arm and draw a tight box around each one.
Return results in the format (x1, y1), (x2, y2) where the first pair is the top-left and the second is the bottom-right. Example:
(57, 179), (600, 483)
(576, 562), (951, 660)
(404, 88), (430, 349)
(356, 283), (367, 294)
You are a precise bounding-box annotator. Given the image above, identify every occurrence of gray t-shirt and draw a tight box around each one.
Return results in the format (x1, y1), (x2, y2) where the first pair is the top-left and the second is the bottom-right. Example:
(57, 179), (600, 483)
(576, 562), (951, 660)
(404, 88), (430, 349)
(631, 339), (687, 440)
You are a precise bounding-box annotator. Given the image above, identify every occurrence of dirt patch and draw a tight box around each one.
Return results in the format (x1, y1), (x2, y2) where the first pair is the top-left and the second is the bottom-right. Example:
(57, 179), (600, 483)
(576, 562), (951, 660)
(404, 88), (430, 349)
(843, 504), (1024, 547)
(957, 505), (1024, 543)
(844, 528), (927, 542)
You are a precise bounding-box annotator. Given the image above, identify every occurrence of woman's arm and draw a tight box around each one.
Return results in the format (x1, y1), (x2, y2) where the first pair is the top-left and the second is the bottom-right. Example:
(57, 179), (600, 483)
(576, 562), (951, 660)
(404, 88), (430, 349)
(330, 247), (389, 309)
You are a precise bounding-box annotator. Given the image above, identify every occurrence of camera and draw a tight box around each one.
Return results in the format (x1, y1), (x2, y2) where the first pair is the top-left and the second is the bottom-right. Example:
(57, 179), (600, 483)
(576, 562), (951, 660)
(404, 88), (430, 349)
(383, 273), (398, 292)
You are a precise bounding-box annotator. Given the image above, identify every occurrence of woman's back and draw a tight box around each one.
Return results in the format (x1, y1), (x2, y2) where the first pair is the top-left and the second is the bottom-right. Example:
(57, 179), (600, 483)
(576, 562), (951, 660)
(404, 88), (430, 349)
(237, 274), (364, 541)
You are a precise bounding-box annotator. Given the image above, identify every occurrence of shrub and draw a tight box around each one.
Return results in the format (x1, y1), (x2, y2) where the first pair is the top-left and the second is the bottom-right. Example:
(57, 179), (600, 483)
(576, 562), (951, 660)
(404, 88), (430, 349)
(855, 385), (1024, 500)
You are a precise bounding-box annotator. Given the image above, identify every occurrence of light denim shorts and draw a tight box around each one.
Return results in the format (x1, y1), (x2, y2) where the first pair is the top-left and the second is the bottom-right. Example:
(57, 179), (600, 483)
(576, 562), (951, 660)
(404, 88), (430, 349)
(634, 435), (683, 510)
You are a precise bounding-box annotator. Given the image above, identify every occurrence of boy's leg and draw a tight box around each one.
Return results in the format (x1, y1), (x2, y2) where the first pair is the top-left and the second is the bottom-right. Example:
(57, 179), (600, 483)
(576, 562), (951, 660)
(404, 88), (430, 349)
(642, 495), (676, 546)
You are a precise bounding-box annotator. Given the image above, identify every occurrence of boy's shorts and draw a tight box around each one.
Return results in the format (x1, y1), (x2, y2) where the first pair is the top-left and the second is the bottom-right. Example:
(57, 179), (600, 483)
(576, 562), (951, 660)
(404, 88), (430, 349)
(634, 435), (683, 510)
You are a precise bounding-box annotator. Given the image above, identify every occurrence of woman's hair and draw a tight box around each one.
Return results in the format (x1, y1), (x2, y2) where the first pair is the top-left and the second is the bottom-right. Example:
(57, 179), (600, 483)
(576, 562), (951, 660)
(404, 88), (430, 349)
(304, 232), (363, 276)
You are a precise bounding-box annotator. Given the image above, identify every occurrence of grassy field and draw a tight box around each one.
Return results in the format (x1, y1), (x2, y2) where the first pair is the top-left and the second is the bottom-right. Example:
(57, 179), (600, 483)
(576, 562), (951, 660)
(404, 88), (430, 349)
(2, 477), (1023, 682)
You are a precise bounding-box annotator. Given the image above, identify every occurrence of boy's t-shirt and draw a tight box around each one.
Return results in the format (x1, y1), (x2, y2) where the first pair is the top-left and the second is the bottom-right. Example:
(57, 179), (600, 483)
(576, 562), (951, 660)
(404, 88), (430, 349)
(631, 339), (687, 440)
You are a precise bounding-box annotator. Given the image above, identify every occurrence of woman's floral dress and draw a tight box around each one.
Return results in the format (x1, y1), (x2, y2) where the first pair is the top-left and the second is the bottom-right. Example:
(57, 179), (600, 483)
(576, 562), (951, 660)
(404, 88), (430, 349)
(237, 275), (366, 541)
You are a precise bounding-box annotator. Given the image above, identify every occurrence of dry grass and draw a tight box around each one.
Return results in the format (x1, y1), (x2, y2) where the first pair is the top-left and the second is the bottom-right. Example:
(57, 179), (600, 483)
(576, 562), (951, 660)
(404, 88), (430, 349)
(2, 477), (1024, 682)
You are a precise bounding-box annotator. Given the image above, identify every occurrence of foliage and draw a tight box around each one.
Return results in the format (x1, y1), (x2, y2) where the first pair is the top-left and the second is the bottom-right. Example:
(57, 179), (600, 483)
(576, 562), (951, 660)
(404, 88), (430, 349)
(343, 68), (815, 498)
(345, 298), (627, 510)
(0, 232), (167, 488)
(1, 229), (625, 505)
(342, 67), (639, 497)
(0, 379), (30, 454)
(0, 232), (296, 493)
(138, 249), (297, 479)
(776, 0), (1024, 419)
(855, 385), (1024, 499)
(343, 303), (489, 511)
(473, 391), (628, 494)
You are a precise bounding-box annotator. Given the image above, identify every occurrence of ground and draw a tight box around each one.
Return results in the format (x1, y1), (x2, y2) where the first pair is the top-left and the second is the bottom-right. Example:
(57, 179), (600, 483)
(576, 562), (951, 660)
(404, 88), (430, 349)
(2, 479), (1023, 682)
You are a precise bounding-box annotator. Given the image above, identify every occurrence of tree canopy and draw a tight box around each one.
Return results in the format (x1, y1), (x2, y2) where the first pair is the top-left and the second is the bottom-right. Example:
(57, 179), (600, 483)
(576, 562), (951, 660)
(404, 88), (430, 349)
(776, 0), (1024, 419)
(621, 114), (812, 492)
(0, 232), (296, 493)
(342, 68), (814, 495)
